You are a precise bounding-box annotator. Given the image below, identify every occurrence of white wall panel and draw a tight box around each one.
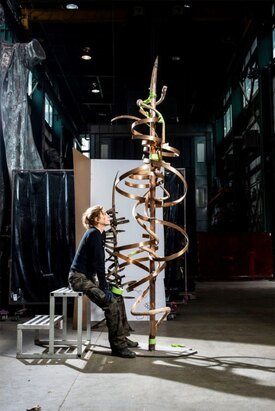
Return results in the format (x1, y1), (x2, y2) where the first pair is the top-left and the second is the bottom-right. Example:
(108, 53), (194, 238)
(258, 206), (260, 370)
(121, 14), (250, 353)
(90, 159), (166, 321)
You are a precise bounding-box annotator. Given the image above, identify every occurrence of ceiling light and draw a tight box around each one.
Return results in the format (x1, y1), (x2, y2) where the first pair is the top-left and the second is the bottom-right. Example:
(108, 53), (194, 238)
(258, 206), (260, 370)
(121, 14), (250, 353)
(91, 83), (100, 93)
(81, 47), (92, 60)
(66, 3), (79, 10)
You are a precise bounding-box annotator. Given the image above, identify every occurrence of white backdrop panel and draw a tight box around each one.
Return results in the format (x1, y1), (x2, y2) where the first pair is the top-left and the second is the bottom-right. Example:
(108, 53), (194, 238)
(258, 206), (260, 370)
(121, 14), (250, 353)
(90, 159), (166, 321)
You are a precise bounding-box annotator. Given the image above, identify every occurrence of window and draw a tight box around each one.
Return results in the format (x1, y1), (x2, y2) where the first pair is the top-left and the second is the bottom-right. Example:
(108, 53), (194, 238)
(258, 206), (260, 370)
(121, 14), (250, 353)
(241, 39), (259, 107)
(223, 88), (232, 137)
(27, 71), (33, 97)
(100, 143), (109, 159)
(196, 186), (207, 208)
(78, 134), (90, 158)
(44, 95), (53, 127)
(196, 142), (205, 163)
(224, 104), (232, 136)
(242, 63), (259, 107)
(223, 88), (231, 106)
(272, 77), (275, 133)
(27, 72), (38, 98)
(273, 27), (275, 59)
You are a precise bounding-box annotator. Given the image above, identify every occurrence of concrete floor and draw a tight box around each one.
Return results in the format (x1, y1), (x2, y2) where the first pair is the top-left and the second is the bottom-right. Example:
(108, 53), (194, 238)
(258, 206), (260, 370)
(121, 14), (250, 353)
(0, 280), (275, 411)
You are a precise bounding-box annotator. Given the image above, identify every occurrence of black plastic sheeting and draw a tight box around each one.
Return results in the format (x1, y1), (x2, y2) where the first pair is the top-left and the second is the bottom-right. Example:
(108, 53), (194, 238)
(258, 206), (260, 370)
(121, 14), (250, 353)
(164, 170), (197, 294)
(164, 171), (185, 287)
(10, 170), (75, 303)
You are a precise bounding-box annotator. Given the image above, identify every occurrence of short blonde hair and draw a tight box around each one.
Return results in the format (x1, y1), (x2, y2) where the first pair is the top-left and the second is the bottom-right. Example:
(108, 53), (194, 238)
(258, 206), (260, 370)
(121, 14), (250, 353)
(82, 205), (104, 229)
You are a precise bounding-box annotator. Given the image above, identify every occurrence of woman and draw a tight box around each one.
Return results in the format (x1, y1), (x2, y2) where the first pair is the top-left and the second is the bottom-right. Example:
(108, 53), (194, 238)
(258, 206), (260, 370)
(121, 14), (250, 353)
(68, 205), (137, 358)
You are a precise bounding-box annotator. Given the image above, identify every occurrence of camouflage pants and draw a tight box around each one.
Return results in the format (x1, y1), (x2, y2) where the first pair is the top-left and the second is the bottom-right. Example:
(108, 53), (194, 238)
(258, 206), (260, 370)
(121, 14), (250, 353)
(68, 271), (130, 350)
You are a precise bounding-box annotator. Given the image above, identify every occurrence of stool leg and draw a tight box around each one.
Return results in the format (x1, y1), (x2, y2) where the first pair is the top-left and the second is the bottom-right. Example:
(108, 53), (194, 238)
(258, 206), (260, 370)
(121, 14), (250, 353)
(17, 328), (22, 356)
(34, 329), (39, 344)
(49, 293), (55, 355)
(77, 294), (83, 356)
(62, 296), (67, 342)
(86, 298), (91, 342)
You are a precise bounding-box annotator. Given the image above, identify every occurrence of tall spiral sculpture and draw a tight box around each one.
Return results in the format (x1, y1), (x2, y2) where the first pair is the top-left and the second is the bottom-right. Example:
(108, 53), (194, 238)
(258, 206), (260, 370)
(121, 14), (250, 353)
(111, 57), (189, 351)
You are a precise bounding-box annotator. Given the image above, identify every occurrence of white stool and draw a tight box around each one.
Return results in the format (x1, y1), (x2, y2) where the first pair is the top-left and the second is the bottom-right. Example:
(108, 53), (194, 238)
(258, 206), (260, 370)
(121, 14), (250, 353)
(16, 287), (91, 359)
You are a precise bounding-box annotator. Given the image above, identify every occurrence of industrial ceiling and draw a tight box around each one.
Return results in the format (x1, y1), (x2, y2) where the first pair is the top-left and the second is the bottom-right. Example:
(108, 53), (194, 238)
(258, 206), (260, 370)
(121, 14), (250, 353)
(4, 0), (274, 132)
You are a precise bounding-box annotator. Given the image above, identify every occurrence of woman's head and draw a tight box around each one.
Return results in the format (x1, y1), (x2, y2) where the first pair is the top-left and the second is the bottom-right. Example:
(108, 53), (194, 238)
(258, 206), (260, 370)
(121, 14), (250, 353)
(82, 205), (109, 229)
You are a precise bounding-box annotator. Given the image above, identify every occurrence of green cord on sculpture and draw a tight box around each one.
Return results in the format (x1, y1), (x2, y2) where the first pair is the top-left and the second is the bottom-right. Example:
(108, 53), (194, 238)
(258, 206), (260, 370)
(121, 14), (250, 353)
(143, 91), (157, 104)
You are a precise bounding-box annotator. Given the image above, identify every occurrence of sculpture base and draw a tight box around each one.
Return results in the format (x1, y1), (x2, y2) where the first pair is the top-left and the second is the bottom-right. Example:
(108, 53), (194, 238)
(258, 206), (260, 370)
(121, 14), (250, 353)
(133, 343), (197, 358)
(90, 343), (197, 358)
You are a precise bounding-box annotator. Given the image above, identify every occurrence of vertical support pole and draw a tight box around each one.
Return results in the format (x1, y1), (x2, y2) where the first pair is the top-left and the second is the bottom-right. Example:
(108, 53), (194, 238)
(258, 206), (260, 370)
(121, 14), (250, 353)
(148, 57), (158, 351)
(149, 173), (156, 351)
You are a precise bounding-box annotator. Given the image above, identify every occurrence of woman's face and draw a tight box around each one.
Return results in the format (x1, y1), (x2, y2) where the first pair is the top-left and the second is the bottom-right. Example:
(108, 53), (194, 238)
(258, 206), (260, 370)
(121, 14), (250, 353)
(98, 209), (110, 226)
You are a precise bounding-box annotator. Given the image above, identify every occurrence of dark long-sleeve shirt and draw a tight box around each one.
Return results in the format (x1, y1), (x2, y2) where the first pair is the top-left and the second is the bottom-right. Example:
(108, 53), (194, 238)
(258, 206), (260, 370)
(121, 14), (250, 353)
(70, 227), (107, 288)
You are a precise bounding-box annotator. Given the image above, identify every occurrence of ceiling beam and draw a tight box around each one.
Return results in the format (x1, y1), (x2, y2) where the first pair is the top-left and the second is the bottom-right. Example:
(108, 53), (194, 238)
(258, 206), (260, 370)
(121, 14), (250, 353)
(20, 8), (126, 29)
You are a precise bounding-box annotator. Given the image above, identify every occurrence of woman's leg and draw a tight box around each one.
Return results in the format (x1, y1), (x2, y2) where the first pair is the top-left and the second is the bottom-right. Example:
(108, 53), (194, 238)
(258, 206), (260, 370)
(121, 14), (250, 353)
(69, 271), (128, 351)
